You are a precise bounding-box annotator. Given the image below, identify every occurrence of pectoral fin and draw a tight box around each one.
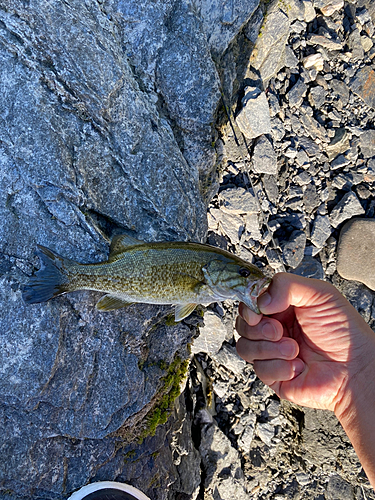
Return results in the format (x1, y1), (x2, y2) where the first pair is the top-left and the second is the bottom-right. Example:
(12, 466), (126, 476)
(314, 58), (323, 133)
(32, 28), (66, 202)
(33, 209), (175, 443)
(96, 295), (134, 311)
(174, 303), (197, 322)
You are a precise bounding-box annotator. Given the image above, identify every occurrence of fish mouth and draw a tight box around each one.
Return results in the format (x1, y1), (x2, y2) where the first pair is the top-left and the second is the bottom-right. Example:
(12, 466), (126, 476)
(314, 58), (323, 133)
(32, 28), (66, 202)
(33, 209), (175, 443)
(242, 277), (272, 314)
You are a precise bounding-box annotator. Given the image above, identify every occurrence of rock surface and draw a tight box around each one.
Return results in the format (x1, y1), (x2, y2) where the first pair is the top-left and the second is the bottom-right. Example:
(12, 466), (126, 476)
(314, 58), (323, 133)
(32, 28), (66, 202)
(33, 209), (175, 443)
(0, 0), (257, 498)
(337, 218), (375, 291)
(236, 87), (272, 140)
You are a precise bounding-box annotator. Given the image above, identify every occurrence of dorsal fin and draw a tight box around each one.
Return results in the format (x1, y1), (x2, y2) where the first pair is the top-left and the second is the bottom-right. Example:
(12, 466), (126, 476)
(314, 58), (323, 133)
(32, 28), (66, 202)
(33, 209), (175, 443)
(108, 234), (145, 262)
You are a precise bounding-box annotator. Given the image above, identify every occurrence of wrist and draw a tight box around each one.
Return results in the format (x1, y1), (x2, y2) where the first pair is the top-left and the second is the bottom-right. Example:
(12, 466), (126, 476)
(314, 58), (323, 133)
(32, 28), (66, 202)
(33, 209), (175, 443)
(333, 334), (375, 487)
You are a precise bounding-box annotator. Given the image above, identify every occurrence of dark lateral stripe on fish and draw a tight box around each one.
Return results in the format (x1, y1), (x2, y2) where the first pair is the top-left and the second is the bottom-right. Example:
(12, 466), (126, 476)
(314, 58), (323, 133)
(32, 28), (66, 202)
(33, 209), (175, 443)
(22, 246), (70, 304)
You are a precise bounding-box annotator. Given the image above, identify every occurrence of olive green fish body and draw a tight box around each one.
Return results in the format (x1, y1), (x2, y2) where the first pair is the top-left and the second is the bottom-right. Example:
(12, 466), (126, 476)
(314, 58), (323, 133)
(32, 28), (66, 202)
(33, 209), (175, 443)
(23, 237), (270, 321)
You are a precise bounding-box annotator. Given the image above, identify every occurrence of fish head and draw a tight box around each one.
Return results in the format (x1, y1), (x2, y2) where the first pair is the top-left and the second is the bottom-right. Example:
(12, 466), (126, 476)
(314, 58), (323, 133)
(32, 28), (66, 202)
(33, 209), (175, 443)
(202, 258), (271, 314)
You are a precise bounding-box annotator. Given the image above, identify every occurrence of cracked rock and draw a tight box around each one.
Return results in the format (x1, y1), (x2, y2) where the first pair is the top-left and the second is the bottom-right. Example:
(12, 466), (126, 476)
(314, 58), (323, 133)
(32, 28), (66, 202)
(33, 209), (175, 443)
(329, 191), (365, 228)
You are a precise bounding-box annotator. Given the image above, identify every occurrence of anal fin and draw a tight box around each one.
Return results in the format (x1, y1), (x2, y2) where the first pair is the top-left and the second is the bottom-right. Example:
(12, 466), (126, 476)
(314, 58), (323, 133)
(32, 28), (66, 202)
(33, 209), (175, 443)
(96, 295), (134, 311)
(174, 303), (197, 322)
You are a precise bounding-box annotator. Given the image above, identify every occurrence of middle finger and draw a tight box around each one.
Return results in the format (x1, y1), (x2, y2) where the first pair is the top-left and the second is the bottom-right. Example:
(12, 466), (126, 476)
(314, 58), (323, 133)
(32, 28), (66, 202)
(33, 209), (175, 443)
(236, 316), (284, 341)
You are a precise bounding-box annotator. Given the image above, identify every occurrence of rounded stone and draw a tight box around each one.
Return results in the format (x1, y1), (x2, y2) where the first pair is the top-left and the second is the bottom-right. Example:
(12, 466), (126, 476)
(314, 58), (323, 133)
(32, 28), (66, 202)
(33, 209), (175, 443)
(337, 218), (375, 291)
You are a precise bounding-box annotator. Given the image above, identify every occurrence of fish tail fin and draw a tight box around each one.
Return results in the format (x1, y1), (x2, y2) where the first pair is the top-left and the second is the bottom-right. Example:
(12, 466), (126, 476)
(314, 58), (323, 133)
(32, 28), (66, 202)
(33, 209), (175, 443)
(22, 245), (73, 304)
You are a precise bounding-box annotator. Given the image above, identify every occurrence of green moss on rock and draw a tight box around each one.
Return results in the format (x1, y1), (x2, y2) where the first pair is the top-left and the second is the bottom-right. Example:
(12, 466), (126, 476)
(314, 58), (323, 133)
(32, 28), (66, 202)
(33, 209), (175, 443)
(139, 356), (189, 441)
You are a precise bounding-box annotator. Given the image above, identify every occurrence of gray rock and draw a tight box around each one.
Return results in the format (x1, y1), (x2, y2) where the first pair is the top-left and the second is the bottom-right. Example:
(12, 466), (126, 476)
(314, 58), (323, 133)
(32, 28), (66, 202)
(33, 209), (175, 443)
(330, 79), (350, 109)
(263, 174), (279, 204)
(219, 212), (244, 245)
(278, 213), (307, 230)
(310, 215), (332, 248)
(308, 34), (343, 50)
(219, 187), (259, 215)
(304, 184), (320, 213)
(326, 128), (350, 161)
(299, 109), (327, 142)
(213, 344), (247, 375)
(298, 136), (322, 157)
(332, 172), (363, 191)
(337, 218), (375, 291)
(359, 130), (375, 159)
(303, 0), (317, 22)
(288, 0), (316, 22)
(296, 148), (310, 166)
(155, 0), (221, 183)
(308, 85), (327, 108)
(295, 472), (311, 486)
(312, 0), (344, 16)
(266, 399), (281, 418)
(288, 0), (306, 21)
(245, 6), (264, 43)
(336, 278), (374, 323)
(267, 92), (281, 117)
(326, 475), (354, 500)
(251, 2), (290, 84)
(237, 412), (257, 451)
(348, 28), (365, 61)
(192, 311), (227, 355)
(350, 66), (375, 109)
(292, 256), (324, 279)
(256, 422), (275, 446)
(294, 171), (313, 186)
(199, 416), (248, 499)
(329, 192), (365, 228)
(288, 78), (308, 107)
(236, 87), (272, 140)
(271, 116), (286, 142)
(168, 396), (202, 500)
(252, 135), (278, 174)
(244, 213), (263, 241)
(356, 7), (372, 26)
(331, 154), (351, 169)
(199, 0), (261, 57)
(304, 245), (322, 257)
(282, 230), (307, 268)
(285, 45), (299, 68)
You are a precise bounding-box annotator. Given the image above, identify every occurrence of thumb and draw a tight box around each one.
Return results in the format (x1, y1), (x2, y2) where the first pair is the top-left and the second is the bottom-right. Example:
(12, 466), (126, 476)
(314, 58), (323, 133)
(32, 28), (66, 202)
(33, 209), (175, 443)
(258, 272), (338, 315)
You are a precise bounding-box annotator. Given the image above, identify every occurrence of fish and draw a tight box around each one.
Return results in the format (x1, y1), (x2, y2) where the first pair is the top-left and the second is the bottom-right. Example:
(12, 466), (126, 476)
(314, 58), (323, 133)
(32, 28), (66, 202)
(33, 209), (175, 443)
(22, 234), (271, 321)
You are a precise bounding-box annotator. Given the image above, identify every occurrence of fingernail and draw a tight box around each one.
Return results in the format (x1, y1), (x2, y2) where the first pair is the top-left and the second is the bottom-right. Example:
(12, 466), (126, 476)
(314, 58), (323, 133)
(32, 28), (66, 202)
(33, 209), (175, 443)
(279, 340), (295, 357)
(258, 292), (271, 309)
(262, 322), (277, 340)
(293, 358), (305, 377)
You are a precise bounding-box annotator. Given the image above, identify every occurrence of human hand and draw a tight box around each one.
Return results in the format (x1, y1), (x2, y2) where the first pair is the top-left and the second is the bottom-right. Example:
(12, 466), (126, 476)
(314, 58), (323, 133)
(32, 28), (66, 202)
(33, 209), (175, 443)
(236, 273), (375, 414)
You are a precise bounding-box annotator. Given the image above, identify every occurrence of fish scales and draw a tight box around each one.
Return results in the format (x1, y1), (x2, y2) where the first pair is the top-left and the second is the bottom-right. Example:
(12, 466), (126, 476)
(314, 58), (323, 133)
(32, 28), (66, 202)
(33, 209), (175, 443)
(66, 245), (213, 303)
(22, 238), (271, 321)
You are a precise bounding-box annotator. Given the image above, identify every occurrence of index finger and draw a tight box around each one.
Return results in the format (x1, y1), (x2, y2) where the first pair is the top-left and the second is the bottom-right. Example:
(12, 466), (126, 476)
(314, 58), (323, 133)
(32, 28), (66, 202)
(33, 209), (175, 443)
(238, 302), (263, 326)
(257, 272), (339, 315)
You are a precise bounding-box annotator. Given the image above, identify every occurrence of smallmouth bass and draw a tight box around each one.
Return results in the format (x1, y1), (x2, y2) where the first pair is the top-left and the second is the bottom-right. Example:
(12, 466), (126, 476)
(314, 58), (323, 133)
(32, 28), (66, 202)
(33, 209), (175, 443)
(22, 234), (270, 321)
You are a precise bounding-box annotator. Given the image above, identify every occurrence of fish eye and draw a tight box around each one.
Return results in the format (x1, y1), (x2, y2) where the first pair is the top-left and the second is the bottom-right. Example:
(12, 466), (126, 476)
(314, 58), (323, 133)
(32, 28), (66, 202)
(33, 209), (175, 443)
(239, 267), (251, 278)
